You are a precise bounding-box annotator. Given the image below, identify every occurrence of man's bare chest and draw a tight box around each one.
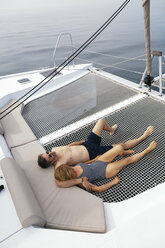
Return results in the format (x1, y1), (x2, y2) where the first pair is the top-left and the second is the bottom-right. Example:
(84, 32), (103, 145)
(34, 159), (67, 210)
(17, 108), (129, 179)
(54, 145), (89, 167)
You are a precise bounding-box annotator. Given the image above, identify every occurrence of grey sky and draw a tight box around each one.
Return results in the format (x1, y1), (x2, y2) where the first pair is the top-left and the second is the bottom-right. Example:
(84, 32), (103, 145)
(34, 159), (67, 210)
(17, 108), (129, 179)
(1, 0), (164, 18)
(1, 0), (125, 14)
(1, 0), (164, 10)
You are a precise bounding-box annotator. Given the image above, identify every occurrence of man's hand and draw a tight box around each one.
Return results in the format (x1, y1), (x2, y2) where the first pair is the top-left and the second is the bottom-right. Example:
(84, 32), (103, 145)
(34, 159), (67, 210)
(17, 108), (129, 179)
(84, 155), (101, 164)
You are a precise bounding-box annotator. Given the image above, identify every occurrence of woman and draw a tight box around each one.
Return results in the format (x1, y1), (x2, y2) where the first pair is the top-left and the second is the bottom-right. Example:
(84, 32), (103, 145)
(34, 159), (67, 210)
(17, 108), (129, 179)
(55, 138), (156, 193)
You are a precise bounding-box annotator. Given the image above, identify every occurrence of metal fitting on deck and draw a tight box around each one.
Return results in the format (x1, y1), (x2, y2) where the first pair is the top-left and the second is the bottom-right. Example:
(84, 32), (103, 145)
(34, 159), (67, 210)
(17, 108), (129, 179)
(152, 51), (162, 57)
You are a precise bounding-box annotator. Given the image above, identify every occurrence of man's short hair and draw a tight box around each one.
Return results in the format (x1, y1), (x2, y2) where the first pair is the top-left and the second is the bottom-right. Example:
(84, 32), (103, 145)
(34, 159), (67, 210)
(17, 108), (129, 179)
(37, 154), (51, 169)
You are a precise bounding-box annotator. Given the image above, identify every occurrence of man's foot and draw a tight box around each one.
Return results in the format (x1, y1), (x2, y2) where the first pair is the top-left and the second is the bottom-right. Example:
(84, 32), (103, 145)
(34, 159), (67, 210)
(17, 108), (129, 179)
(143, 126), (154, 139)
(146, 141), (157, 153)
(110, 124), (118, 136)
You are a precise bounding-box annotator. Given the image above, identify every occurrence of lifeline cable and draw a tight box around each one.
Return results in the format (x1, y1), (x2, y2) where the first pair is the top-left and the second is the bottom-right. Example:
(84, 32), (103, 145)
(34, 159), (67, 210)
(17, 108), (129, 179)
(0, 0), (130, 120)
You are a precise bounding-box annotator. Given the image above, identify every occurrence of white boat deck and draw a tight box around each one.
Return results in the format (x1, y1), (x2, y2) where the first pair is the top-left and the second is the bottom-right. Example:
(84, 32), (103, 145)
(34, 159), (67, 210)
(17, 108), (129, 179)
(0, 64), (165, 248)
(1, 181), (165, 248)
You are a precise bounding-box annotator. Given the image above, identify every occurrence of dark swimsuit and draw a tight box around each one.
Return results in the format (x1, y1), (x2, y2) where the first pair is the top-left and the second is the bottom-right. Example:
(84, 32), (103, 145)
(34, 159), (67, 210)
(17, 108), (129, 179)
(82, 132), (113, 159)
(78, 161), (108, 182)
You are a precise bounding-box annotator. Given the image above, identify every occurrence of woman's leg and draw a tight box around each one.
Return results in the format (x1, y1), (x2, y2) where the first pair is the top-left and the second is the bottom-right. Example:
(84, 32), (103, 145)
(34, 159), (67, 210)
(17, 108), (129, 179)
(113, 126), (154, 150)
(97, 145), (134, 163)
(92, 118), (118, 137)
(106, 141), (156, 178)
(96, 145), (124, 163)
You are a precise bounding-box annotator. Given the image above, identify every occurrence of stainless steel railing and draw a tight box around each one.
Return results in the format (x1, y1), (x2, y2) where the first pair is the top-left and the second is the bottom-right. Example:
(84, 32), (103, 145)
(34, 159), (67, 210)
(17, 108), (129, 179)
(53, 33), (75, 68)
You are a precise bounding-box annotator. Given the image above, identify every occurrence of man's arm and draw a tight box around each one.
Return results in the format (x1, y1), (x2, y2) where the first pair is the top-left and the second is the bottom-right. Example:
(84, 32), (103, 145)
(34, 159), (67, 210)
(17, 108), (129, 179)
(84, 155), (101, 164)
(67, 140), (85, 146)
(51, 140), (85, 151)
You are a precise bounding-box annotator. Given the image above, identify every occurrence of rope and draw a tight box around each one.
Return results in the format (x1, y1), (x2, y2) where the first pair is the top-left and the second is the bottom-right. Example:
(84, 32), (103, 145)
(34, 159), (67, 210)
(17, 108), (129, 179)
(59, 45), (146, 73)
(0, 0), (130, 120)
(76, 57), (143, 75)
(143, 0), (151, 75)
(60, 46), (145, 74)
(67, 45), (146, 61)
(101, 54), (146, 68)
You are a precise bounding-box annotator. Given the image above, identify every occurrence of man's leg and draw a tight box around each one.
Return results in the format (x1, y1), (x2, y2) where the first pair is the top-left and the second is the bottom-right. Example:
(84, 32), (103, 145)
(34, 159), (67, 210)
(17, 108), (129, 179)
(113, 126), (154, 150)
(92, 118), (118, 137)
(106, 141), (156, 178)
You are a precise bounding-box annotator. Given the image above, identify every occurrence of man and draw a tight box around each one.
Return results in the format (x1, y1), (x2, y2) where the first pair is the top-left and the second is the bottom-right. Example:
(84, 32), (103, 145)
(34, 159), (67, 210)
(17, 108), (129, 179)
(38, 118), (118, 170)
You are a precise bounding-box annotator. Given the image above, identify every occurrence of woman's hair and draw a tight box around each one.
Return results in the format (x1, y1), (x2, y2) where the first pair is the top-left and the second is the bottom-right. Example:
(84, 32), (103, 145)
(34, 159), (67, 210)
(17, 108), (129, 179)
(54, 164), (77, 181)
(37, 154), (51, 169)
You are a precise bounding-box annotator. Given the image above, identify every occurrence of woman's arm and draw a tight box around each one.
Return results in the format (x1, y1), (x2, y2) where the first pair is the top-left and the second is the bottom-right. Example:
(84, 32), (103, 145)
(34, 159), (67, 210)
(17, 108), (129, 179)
(56, 178), (83, 188)
(56, 177), (92, 191)
(90, 177), (120, 193)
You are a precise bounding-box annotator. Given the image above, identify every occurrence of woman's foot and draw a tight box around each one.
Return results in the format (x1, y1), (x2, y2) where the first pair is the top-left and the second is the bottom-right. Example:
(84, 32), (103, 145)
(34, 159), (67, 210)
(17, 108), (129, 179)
(118, 146), (134, 156)
(146, 141), (157, 153)
(143, 126), (154, 139)
(113, 177), (120, 185)
(110, 124), (118, 136)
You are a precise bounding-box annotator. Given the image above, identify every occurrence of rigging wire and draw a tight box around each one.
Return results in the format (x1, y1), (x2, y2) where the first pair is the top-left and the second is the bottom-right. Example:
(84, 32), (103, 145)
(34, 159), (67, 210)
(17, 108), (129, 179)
(76, 57), (143, 75)
(100, 53), (146, 68)
(0, 0), (130, 120)
(57, 47), (146, 74)
(67, 45), (146, 61)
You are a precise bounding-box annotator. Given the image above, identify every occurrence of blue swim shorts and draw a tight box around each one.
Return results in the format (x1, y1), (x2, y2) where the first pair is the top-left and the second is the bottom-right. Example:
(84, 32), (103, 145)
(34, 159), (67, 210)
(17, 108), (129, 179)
(82, 132), (113, 159)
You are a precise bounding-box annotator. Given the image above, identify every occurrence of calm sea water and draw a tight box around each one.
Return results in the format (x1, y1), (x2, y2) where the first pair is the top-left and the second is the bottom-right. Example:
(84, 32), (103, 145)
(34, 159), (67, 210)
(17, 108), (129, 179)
(0, 0), (165, 83)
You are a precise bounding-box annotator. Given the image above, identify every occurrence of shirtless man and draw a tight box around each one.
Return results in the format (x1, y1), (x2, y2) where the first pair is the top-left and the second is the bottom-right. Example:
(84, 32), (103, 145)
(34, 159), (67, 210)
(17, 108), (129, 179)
(37, 118), (118, 169)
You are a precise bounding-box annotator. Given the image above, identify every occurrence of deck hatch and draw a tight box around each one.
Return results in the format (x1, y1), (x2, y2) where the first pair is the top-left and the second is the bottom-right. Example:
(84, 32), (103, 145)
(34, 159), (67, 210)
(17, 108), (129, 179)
(18, 78), (31, 84)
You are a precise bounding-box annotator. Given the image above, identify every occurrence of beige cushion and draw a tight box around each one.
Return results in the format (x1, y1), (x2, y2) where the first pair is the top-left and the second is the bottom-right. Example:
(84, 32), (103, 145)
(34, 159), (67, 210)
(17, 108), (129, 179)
(1, 157), (46, 228)
(11, 140), (106, 233)
(0, 100), (37, 148)
(0, 121), (4, 134)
